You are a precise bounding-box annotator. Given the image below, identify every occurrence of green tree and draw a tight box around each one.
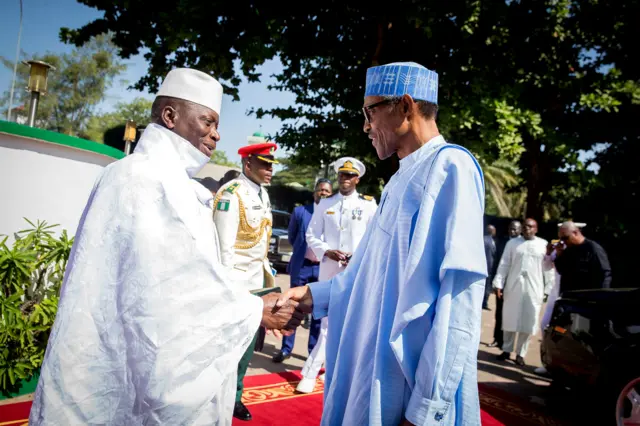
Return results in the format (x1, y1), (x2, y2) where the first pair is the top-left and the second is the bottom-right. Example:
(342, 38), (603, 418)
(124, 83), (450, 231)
(62, 0), (638, 218)
(82, 97), (152, 142)
(210, 150), (240, 168)
(1, 34), (126, 136)
(271, 157), (322, 190)
(477, 157), (523, 218)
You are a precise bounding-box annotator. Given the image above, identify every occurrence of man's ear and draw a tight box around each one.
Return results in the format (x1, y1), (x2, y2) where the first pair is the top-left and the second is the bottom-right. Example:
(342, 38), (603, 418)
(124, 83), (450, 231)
(161, 105), (178, 129)
(401, 94), (414, 116)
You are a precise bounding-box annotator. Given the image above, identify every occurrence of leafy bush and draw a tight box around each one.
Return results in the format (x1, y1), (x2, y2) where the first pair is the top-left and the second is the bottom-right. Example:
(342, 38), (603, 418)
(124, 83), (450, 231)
(0, 219), (73, 397)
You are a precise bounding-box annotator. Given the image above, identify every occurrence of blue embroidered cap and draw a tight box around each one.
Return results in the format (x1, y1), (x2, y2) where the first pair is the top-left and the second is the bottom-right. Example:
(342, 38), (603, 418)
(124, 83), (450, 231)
(365, 62), (438, 104)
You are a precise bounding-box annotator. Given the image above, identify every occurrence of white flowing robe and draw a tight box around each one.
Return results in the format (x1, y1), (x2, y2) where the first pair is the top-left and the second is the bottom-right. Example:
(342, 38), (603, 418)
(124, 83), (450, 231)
(492, 236), (554, 335)
(29, 124), (262, 426)
(540, 251), (561, 330)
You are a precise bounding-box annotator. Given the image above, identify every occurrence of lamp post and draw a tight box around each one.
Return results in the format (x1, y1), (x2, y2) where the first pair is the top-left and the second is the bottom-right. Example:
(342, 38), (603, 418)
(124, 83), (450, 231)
(123, 120), (137, 155)
(23, 60), (55, 127)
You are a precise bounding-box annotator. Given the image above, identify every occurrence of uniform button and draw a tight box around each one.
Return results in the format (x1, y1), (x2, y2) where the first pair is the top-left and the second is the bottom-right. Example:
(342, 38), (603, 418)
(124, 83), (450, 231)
(434, 412), (444, 421)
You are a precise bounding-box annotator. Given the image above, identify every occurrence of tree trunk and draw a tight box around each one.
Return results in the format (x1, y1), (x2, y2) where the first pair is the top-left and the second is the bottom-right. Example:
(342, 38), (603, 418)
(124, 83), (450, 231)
(371, 22), (385, 66)
(524, 134), (544, 220)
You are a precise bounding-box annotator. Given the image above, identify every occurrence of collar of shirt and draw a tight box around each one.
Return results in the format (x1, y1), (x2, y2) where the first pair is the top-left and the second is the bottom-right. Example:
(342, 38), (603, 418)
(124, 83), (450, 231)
(337, 190), (359, 201)
(398, 135), (447, 173)
(134, 123), (209, 178)
(240, 173), (263, 197)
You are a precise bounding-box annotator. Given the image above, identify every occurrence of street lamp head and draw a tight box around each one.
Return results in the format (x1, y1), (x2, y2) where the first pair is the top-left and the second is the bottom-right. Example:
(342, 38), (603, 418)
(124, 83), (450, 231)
(123, 120), (137, 142)
(22, 60), (55, 94)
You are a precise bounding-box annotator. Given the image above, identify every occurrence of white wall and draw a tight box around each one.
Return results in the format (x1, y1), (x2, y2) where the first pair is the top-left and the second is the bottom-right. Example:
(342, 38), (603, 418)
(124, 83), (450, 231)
(0, 133), (117, 243)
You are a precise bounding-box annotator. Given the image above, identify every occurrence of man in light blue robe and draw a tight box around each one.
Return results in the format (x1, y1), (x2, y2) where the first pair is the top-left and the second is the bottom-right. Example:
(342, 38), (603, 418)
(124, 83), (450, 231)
(278, 62), (487, 425)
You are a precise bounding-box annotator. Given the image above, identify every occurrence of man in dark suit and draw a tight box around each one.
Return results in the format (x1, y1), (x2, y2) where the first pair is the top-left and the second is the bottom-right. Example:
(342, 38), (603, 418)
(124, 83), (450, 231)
(272, 178), (333, 363)
(483, 225), (497, 310)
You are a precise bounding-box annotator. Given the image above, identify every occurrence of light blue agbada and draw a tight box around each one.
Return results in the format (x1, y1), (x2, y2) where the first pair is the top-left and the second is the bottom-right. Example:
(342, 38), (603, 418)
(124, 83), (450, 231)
(308, 136), (487, 425)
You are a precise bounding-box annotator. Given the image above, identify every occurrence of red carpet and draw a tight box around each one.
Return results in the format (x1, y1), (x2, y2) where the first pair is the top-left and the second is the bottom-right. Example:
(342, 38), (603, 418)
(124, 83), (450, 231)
(0, 373), (561, 426)
(233, 371), (563, 426)
(0, 398), (30, 426)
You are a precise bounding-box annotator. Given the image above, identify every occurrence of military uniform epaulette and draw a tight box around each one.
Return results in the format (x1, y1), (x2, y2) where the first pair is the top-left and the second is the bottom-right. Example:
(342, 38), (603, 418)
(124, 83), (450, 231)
(224, 182), (241, 194)
(359, 194), (374, 201)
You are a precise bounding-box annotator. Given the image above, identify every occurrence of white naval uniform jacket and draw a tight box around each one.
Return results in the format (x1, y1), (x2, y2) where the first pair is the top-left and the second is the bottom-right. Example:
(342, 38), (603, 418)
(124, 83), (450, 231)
(213, 173), (275, 292)
(306, 191), (378, 281)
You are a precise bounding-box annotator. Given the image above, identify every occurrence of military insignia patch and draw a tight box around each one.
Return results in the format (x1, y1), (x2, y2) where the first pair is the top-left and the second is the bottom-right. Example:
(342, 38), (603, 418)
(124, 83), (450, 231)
(359, 194), (374, 201)
(225, 183), (240, 194)
(326, 210), (335, 215)
(217, 199), (230, 211)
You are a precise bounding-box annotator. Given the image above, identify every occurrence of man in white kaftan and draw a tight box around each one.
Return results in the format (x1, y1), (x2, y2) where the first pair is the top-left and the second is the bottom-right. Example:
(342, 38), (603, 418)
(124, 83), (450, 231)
(493, 218), (555, 366)
(29, 68), (304, 426)
(278, 62), (487, 425)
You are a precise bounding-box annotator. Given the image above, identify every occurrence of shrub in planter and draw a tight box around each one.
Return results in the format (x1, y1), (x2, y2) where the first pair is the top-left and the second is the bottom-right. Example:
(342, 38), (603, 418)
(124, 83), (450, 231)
(0, 219), (72, 397)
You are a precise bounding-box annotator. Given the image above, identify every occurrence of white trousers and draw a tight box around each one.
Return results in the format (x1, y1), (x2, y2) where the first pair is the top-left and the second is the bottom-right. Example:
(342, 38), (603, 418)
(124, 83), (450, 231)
(301, 317), (328, 379)
(502, 331), (531, 358)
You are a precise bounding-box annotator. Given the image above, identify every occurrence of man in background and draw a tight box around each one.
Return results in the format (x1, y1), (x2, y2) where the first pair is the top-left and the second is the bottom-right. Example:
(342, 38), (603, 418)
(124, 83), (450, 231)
(488, 220), (522, 349)
(493, 219), (554, 366)
(219, 169), (241, 187)
(554, 221), (612, 293)
(296, 157), (377, 393)
(483, 224), (497, 310)
(272, 178), (333, 363)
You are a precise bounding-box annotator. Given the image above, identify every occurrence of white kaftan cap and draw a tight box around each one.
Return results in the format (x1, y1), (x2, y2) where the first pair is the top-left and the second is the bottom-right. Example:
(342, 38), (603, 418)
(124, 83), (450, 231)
(557, 221), (587, 228)
(334, 157), (366, 177)
(156, 68), (223, 115)
(365, 62), (438, 104)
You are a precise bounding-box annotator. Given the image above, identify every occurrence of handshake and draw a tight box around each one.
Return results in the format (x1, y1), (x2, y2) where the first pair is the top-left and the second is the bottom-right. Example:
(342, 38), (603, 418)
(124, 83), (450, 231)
(257, 286), (314, 337)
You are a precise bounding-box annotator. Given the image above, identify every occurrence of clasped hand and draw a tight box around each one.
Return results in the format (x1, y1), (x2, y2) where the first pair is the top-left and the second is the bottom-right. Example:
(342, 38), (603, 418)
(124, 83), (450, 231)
(260, 292), (311, 338)
(259, 285), (315, 338)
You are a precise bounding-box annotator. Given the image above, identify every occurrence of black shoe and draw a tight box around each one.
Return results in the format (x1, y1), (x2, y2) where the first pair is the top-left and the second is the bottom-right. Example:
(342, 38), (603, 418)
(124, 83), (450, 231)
(515, 355), (526, 366)
(272, 350), (291, 363)
(487, 341), (501, 348)
(482, 306), (491, 311)
(497, 351), (510, 361)
(233, 401), (252, 421)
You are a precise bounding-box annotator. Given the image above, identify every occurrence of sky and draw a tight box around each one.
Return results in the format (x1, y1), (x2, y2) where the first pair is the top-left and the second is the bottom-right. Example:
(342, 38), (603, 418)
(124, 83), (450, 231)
(0, 0), (296, 163)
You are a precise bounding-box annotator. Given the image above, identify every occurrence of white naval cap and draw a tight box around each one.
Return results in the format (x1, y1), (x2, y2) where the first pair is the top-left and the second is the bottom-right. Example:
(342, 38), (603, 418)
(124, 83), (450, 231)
(334, 157), (366, 177)
(156, 68), (223, 115)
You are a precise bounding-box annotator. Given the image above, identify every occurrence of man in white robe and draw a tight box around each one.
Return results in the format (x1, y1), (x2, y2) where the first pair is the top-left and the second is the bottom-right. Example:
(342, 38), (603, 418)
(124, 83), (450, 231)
(277, 62), (487, 425)
(29, 68), (305, 426)
(493, 218), (555, 366)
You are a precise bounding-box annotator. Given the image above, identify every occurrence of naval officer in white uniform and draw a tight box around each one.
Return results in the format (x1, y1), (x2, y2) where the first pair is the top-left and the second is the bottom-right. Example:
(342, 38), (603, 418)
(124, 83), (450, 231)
(296, 157), (378, 393)
(212, 141), (279, 420)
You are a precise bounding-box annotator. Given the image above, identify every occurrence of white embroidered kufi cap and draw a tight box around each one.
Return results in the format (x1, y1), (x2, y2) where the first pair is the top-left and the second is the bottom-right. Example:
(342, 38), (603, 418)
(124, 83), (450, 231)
(156, 68), (223, 115)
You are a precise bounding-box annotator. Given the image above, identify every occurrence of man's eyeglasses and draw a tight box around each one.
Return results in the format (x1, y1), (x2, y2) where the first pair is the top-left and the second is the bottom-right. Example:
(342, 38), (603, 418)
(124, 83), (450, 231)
(362, 99), (394, 123)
